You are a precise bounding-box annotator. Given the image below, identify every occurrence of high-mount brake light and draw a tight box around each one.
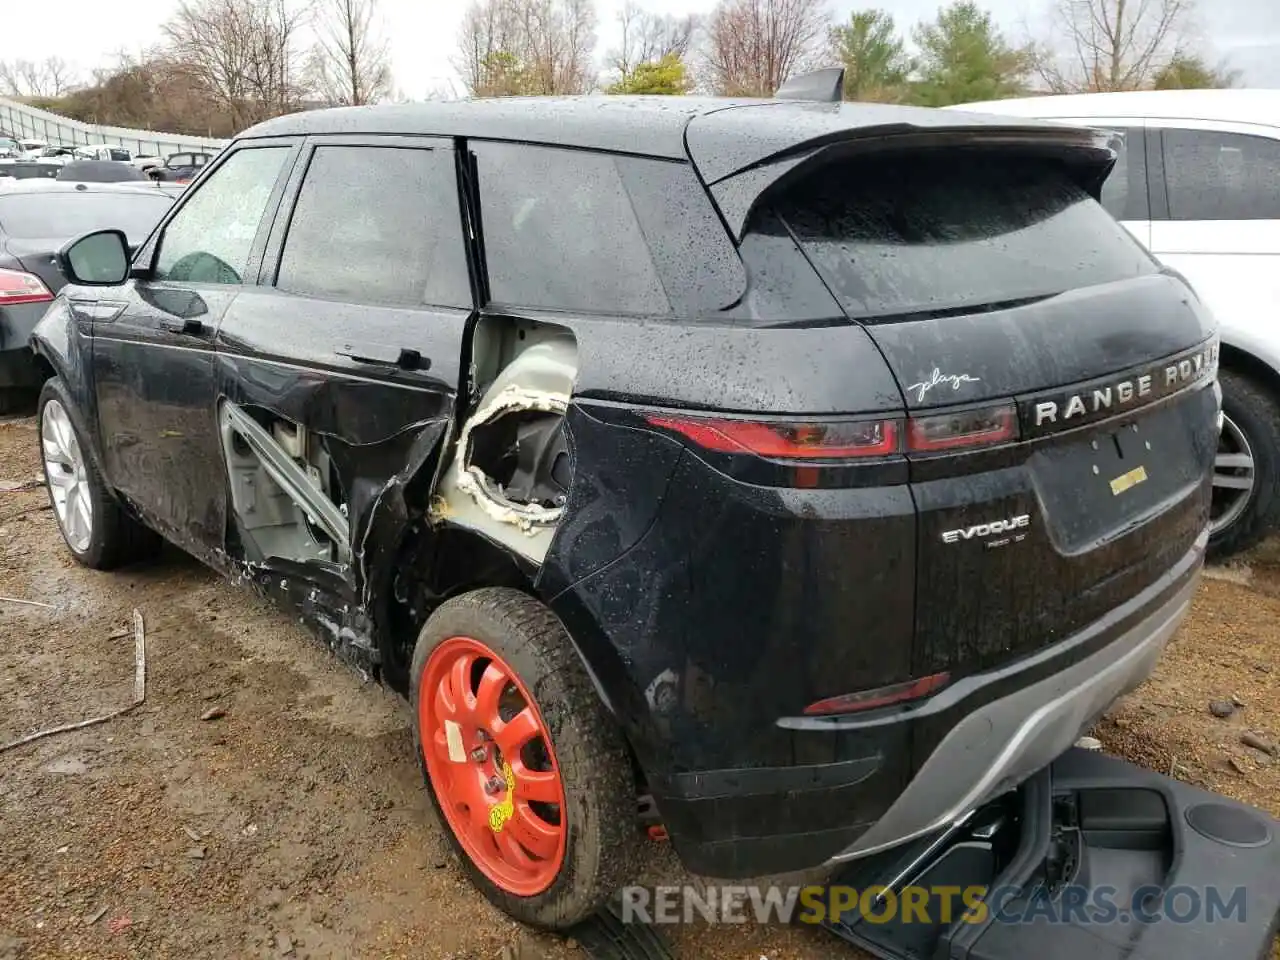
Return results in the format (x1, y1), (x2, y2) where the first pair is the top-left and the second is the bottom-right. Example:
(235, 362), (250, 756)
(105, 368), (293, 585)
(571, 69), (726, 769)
(907, 404), (1018, 452)
(0, 268), (53, 306)
(804, 672), (952, 716)
(644, 414), (900, 460)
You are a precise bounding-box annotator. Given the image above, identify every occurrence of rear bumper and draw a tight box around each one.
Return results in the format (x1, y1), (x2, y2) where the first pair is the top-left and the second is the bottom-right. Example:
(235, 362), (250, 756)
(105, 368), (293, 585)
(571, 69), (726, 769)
(0, 302), (47, 388)
(653, 529), (1205, 879)
(828, 529), (1204, 863)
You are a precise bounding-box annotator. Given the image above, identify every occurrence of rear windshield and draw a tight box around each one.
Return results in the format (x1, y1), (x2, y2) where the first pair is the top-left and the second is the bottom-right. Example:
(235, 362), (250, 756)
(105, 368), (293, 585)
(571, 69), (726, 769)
(776, 151), (1156, 321)
(0, 193), (171, 242)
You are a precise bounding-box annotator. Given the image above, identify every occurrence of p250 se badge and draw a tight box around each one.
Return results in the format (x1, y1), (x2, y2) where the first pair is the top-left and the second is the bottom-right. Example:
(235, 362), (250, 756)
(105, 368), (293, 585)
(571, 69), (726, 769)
(941, 514), (1031, 544)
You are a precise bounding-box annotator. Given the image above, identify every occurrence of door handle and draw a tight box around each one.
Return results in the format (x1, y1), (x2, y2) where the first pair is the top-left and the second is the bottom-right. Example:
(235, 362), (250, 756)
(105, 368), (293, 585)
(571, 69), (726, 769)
(160, 317), (206, 335)
(336, 343), (430, 371)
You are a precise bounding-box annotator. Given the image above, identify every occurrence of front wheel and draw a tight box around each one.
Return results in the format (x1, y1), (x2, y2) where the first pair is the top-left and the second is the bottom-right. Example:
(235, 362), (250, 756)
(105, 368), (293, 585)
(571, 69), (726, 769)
(37, 378), (161, 569)
(410, 587), (638, 929)
(1208, 369), (1280, 560)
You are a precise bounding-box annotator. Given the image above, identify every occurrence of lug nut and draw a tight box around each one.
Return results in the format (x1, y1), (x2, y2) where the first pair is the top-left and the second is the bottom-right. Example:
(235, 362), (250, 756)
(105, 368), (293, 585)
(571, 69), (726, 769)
(471, 747), (487, 763)
(483, 776), (505, 795)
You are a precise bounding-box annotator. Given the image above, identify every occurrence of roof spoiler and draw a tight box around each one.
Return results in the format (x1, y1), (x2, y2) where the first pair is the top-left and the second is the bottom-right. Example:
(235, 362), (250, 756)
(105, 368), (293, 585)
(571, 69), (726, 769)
(773, 67), (845, 103)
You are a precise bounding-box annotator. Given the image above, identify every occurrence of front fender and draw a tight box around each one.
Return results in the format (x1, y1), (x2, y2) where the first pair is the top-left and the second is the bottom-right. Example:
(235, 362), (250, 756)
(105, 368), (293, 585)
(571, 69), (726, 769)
(30, 295), (93, 406)
(30, 295), (109, 479)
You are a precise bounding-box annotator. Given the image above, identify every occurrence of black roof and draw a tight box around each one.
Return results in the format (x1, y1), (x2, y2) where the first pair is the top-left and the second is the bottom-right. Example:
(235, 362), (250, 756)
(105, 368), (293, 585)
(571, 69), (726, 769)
(240, 95), (1083, 185)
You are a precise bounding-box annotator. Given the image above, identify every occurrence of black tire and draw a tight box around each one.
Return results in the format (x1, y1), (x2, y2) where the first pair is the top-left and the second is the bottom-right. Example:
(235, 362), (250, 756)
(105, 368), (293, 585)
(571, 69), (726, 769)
(37, 377), (162, 570)
(410, 587), (639, 929)
(1208, 369), (1280, 561)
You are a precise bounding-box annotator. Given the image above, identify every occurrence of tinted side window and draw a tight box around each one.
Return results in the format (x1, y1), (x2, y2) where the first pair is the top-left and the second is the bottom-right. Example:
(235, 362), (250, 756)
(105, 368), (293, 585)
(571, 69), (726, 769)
(473, 142), (668, 316)
(1163, 129), (1280, 220)
(276, 145), (470, 308)
(155, 146), (290, 284)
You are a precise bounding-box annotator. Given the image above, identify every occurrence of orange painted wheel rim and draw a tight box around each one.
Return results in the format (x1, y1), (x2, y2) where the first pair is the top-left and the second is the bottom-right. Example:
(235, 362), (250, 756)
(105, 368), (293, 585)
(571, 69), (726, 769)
(419, 636), (567, 896)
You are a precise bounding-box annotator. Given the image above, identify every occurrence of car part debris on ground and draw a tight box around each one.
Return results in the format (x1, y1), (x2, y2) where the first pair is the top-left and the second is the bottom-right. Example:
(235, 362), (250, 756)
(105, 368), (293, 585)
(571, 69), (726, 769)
(0, 595), (53, 609)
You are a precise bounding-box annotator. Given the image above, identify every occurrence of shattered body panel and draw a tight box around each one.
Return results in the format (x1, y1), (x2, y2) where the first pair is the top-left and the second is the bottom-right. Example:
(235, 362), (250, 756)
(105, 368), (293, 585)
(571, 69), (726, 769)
(212, 288), (469, 672)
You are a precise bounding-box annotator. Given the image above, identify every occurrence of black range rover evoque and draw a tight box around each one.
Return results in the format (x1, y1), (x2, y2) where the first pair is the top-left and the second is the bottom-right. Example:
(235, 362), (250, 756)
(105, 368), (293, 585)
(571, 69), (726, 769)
(28, 77), (1250, 940)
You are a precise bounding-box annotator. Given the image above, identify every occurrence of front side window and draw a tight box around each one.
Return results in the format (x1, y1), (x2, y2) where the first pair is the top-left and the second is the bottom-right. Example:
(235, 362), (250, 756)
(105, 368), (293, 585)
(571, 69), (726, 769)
(154, 146), (290, 285)
(276, 144), (470, 308)
(472, 142), (669, 316)
(1162, 128), (1280, 221)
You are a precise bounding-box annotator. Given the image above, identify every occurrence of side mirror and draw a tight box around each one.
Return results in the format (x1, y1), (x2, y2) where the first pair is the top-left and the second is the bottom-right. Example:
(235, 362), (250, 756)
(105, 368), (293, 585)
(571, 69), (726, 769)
(58, 229), (131, 286)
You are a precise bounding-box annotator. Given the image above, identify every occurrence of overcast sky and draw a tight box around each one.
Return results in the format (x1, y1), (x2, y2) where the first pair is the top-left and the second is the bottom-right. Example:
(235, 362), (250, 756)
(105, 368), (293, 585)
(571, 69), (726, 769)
(4, 0), (1278, 100)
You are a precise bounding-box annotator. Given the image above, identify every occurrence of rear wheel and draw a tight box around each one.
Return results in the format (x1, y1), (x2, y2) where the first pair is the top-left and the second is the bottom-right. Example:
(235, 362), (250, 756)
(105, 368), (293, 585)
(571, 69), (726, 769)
(410, 587), (638, 929)
(37, 378), (161, 569)
(1208, 369), (1280, 560)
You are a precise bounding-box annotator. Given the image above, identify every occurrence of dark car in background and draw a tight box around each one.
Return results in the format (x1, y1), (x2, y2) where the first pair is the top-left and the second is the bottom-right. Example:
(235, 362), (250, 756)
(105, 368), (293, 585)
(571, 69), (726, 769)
(147, 151), (214, 183)
(0, 161), (62, 181)
(56, 160), (148, 183)
(26, 84), (1280, 959)
(0, 181), (173, 411)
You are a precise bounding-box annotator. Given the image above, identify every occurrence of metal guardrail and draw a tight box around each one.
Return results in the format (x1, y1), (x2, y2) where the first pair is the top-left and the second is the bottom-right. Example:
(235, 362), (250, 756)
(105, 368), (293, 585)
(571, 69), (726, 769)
(0, 96), (229, 157)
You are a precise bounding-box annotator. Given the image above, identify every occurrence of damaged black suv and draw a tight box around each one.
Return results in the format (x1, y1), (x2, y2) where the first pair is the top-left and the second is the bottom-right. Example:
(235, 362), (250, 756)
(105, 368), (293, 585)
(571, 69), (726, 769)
(32, 84), (1224, 931)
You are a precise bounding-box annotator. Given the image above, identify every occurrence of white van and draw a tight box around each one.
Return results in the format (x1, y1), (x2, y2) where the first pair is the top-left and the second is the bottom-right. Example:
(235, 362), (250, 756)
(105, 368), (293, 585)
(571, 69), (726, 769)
(953, 89), (1280, 558)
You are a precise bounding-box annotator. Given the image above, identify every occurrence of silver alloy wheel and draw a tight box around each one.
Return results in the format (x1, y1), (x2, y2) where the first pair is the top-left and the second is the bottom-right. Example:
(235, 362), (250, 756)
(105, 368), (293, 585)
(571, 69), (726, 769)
(1210, 412), (1256, 536)
(41, 399), (94, 553)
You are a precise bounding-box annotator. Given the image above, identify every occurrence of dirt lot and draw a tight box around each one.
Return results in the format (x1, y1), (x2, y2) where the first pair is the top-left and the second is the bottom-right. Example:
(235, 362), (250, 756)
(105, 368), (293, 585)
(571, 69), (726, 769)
(2, 410), (1279, 960)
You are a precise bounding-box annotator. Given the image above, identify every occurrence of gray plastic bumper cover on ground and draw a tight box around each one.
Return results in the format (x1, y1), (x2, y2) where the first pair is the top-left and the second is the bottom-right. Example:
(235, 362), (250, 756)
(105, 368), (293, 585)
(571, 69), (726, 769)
(828, 533), (1206, 864)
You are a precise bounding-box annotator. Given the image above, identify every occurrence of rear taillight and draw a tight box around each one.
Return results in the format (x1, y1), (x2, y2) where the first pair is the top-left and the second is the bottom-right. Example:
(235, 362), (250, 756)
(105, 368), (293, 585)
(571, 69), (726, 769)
(644, 414), (899, 460)
(804, 672), (951, 716)
(907, 404), (1018, 452)
(644, 403), (1019, 461)
(0, 268), (53, 305)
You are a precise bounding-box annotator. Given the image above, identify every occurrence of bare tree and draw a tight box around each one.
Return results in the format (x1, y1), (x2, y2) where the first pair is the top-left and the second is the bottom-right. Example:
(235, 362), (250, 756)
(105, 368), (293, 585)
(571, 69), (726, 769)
(455, 0), (597, 97)
(162, 0), (309, 130)
(704, 0), (829, 97)
(308, 0), (392, 105)
(1035, 0), (1195, 92)
(608, 2), (699, 82)
(0, 57), (77, 98)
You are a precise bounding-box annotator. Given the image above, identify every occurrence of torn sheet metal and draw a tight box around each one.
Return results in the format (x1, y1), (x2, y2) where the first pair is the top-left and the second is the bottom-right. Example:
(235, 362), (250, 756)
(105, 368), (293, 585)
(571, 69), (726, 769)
(433, 337), (578, 564)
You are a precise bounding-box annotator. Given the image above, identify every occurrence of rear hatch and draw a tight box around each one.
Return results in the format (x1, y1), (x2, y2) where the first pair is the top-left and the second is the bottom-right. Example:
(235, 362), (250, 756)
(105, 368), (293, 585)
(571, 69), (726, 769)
(717, 126), (1219, 681)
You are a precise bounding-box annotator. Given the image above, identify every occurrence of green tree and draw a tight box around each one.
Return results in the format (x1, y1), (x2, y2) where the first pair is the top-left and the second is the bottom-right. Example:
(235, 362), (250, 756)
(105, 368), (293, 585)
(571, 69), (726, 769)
(829, 9), (912, 102)
(1153, 52), (1240, 89)
(909, 1), (1031, 107)
(606, 53), (692, 94)
(475, 50), (535, 96)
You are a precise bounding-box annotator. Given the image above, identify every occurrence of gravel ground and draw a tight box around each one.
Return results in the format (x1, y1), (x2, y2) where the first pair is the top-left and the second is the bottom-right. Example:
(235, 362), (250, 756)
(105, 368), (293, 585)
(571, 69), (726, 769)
(2, 410), (1279, 960)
